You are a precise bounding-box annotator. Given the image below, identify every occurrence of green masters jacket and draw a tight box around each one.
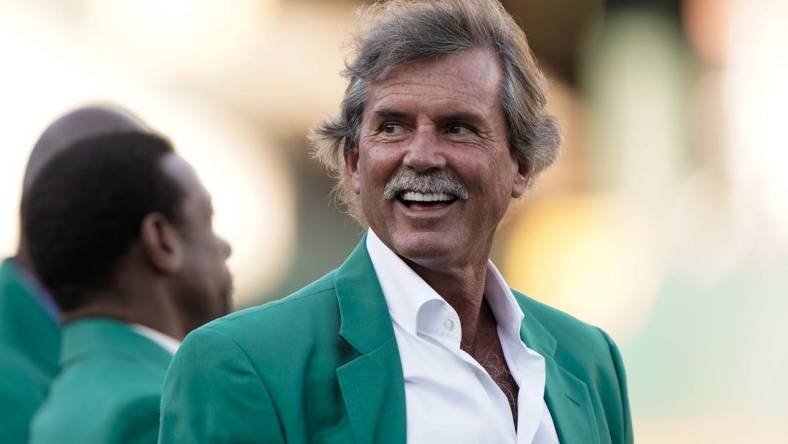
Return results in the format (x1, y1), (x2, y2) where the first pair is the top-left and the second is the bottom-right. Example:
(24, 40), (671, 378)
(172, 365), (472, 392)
(159, 240), (633, 444)
(30, 318), (173, 444)
(0, 258), (60, 444)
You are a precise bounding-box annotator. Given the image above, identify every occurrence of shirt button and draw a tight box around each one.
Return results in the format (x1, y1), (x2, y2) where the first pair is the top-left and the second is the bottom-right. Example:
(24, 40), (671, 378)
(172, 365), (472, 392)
(443, 318), (455, 331)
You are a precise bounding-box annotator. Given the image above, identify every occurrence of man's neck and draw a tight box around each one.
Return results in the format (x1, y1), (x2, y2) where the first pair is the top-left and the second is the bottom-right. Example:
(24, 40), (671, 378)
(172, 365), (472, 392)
(64, 285), (186, 340)
(404, 258), (491, 348)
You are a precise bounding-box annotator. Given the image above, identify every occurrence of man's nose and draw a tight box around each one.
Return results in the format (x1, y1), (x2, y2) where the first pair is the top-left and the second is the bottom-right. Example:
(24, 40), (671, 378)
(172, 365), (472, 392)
(402, 126), (446, 172)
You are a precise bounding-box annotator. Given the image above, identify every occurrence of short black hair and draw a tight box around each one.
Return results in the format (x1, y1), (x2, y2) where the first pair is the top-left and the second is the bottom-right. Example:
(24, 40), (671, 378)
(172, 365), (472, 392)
(22, 131), (185, 311)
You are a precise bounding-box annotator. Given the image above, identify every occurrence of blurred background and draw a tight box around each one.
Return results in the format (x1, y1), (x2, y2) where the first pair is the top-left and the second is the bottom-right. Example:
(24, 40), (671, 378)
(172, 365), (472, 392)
(1, 0), (785, 441)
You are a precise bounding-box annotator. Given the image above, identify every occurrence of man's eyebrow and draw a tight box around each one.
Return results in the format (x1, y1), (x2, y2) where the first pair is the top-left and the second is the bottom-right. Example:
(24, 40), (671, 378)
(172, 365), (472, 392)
(437, 111), (486, 125)
(370, 109), (486, 125)
(371, 109), (411, 120)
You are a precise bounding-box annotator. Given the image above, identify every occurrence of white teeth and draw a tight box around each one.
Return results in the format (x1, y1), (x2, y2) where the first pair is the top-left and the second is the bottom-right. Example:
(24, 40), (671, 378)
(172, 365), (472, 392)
(401, 191), (455, 202)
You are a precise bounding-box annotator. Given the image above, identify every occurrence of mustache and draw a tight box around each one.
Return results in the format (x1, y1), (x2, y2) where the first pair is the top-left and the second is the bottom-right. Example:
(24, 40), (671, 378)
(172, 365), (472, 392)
(383, 170), (469, 200)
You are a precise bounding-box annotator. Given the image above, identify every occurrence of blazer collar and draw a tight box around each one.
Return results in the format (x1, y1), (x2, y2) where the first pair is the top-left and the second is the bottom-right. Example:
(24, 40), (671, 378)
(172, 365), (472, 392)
(335, 235), (397, 354)
(514, 293), (558, 359)
(334, 236), (407, 444)
(60, 317), (173, 370)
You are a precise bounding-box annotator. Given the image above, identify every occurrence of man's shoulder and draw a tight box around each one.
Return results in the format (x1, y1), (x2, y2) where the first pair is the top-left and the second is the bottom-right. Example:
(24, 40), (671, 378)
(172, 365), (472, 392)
(511, 290), (614, 363)
(34, 344), (164, 436)
(32, 335), (163, 443)
(0, 344), (50, 387)
(512, 290), (633, 443)
(44, 352), (165, 414)
(32, 382), (160, 444)
(512, 290), (599, 335)
(0, 259), (61, 360)
(0, 345), (50, 440)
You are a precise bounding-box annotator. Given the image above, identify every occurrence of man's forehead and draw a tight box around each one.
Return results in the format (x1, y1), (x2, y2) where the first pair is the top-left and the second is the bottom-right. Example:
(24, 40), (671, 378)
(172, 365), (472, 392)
(365, 48), (504, 117)
(374, 48), (500, 86)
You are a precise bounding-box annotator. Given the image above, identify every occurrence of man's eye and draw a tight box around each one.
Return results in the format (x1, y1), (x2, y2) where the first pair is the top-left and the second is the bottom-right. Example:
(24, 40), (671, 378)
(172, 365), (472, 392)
(447, 124), (474, 136)
(381, 123), (403, 135)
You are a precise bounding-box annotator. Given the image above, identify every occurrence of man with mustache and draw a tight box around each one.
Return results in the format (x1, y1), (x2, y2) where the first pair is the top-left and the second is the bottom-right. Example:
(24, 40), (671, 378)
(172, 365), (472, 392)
(159, 1), (633, 443)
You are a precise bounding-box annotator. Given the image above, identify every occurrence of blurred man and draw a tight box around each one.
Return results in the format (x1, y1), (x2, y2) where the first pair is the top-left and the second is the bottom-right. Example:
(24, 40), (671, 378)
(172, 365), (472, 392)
(0, 105), (147, 444)
(159, 1), (632, 443)
(24, 131), (232, 444)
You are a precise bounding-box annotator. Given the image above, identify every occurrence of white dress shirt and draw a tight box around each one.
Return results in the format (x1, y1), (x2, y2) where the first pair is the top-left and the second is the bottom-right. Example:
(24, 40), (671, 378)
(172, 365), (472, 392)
(130, 323), (181, 355)
(366, 229), (559, 444)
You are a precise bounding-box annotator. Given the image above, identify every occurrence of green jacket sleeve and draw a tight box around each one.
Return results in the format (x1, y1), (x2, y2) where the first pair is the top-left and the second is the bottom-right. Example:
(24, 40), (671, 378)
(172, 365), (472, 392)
(599, 329), (634, 444)
(157, 326), (285, 444)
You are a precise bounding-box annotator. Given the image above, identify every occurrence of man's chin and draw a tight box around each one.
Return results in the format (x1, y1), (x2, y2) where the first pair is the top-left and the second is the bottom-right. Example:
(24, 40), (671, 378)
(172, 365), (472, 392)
(389, 234), (459, 266)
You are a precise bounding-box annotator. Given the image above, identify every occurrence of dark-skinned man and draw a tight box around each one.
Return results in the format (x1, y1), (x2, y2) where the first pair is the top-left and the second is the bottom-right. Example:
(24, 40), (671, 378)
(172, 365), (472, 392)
(23, 131), (232, 444)
(0, 105), (148, 444)
(159, 1), (633, 443)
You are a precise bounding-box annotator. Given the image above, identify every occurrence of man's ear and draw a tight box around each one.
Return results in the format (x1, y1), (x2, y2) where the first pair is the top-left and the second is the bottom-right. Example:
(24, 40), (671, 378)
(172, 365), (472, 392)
(511, 157), (530, 198)
(140, 213), (182, 274)
(344, 148), (361, 194)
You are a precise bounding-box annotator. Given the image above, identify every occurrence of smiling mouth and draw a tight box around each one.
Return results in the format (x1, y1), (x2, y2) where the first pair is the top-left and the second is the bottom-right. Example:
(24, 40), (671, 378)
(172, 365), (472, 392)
(397, 191), (459, 209)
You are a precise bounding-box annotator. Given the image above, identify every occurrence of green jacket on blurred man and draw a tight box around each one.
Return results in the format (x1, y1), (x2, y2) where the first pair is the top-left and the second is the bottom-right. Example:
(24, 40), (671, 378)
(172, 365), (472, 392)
(29, 318), (172, 444)
(0, 259), (60, 444)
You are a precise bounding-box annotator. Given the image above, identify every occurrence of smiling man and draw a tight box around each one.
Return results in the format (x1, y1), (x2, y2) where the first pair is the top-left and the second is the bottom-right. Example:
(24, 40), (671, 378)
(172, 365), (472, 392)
(158, 1), (632, 443)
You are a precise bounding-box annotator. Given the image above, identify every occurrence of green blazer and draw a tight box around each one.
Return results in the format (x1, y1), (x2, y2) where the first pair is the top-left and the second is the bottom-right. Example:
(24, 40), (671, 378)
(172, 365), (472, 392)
(159, 239), (633, 444)
(0, 258), (60, 444)
(30, 318), (173, 444)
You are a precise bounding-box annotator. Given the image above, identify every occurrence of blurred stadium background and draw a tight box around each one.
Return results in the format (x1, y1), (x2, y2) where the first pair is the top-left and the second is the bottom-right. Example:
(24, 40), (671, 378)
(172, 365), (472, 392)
(1, 0), (786, 441)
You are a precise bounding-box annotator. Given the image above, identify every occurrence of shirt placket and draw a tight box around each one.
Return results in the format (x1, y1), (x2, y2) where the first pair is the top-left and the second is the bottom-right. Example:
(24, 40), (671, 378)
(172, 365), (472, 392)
(423, 302), (518, 441)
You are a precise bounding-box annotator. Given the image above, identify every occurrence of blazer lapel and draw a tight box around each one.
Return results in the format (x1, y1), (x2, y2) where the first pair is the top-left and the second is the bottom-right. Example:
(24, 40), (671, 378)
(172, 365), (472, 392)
(515, 296), (600, 444)
(543, 357), (600, 444)
(334, 238), (407, 444)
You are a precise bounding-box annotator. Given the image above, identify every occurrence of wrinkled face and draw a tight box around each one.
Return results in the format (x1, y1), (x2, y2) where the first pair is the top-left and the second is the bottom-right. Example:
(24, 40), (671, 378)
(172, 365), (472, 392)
(346, 48), (527, 271)
(163, 154), (233, 330)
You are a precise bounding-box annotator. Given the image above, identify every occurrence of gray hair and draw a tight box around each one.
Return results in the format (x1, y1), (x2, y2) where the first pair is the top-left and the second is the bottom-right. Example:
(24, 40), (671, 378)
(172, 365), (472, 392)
(310, 0), (561, 222)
